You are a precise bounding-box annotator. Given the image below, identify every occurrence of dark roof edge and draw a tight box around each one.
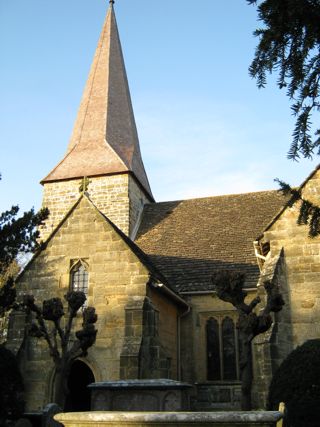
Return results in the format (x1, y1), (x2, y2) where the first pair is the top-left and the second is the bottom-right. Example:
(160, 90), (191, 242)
(16, 195), (84, 282)
(149, 281), (189, 308)
(86, 195), (187, 306)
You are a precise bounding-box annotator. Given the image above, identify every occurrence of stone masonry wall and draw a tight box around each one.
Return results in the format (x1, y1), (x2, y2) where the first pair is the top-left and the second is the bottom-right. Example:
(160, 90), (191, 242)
(40, 174), (151, 241)
(181, 291), (261, 410)
(8, 196), (151, 412)
(252, 251), (290, 409)
(147, 288), (180, 379)
(262, 169), (320, 353)
(252, 168), (320, 408)
(129, 177), (151, 239)
(182, 291), (256, 384)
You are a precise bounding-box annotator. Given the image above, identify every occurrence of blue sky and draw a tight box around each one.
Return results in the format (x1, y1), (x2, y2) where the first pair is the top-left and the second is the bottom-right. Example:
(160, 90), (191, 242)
(0, 0), (318, 214)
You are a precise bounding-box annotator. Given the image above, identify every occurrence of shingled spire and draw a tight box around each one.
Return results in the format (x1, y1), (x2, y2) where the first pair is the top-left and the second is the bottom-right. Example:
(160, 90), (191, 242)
(42, 2), (153, 199)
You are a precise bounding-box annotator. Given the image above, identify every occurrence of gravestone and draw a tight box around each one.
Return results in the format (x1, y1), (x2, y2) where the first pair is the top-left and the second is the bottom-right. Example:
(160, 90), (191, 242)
(89, 379), (193, 411)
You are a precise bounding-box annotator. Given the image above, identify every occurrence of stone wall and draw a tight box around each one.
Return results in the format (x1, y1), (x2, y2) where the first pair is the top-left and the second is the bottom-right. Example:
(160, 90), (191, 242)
(254, 168), (320, 407)
(252, 250), (291, 408)
(180, 290), (266, 410)
(181, 292), (256, 384)
(119, 291), (179, 381)
(261, 169), (320, 365)
(8, 196), (153, 411)
(40, 174), (151, 241)
(147, 288), (180, 379)
(129, 177), (151, 239)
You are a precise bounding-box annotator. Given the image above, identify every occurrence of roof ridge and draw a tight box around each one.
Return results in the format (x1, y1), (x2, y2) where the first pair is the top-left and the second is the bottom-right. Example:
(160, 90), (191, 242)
(148, 189), (284, 206)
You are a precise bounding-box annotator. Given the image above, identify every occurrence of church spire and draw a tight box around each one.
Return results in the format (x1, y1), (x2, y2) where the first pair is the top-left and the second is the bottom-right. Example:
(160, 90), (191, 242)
(42, 2), (153, 199)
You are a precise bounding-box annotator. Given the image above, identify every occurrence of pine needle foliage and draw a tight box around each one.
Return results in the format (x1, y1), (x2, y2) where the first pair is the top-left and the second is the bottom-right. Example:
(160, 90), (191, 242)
(276, 178), (320, 237)
(0, 205), (49, 276)
(0, 174), (49, 315)
(248, 0), (320, 160)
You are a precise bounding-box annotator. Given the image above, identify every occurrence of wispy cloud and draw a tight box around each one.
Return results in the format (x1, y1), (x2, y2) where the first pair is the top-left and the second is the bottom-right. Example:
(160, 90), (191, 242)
(135, 93), (318, 202)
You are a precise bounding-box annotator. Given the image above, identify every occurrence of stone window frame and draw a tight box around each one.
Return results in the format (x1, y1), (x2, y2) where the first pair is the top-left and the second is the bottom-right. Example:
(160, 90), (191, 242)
(198, 311), (240, 383)
(69, 259), (89, 305)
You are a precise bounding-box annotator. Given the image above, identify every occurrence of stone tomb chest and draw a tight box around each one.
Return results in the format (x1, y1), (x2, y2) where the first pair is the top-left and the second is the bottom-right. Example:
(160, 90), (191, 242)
(89, 379), (193, 411)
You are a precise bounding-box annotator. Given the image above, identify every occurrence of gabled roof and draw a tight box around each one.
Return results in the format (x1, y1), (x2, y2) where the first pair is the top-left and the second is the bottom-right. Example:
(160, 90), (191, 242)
(17, 194), (186, 306)
(42, 3), (153, 200)
(135, 190), (287, 292)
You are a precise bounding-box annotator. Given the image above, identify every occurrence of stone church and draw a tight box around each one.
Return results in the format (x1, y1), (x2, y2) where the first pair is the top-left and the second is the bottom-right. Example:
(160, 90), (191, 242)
(6, 1), (320, 412)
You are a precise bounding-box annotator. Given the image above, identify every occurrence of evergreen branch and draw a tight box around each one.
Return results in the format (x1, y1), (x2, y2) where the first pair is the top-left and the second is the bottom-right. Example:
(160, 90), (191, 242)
(274, 178), (301, 207)
(276, 178), (320, 237)
(0, 277), (16, 316)
(248, 0), (320, 160)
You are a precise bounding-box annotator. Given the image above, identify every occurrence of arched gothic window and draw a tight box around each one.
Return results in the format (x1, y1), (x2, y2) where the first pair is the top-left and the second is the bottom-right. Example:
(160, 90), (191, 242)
(207, 318), (220, 380)
(70, 261), (89, 298)
(206, 315), (239, 381)
(222, 317), (237, 380)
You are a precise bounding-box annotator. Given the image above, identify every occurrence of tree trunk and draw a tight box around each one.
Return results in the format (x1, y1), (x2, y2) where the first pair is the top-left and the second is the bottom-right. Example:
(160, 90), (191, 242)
(54, 361), (69, 409)
(239, 334), (253, 410)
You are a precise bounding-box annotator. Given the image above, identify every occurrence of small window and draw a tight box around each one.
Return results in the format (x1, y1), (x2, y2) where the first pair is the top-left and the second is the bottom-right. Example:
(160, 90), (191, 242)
(70, 261), (89, 298)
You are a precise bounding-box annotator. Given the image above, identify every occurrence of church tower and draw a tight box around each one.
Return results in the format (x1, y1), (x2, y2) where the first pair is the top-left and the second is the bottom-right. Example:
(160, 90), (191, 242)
(40, 1), (153, 240)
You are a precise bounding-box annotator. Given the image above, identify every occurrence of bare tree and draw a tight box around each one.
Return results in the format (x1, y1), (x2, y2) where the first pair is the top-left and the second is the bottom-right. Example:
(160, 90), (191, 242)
(22, 291), (97, 408)
(211, 270), (284, 410)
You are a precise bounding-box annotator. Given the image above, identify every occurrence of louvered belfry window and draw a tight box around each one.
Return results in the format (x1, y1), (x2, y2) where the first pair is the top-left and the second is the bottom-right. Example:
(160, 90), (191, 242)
(70, 262), (89, 296)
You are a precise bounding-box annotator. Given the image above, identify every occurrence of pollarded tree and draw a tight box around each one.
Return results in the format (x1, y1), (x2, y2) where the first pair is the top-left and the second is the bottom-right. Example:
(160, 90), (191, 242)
(22, 291), (98, 409)
(211, 270), (284, 410)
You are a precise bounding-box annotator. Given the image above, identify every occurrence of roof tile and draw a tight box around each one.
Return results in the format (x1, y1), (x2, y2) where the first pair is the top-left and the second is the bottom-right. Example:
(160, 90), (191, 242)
(135, 191), (287, 292)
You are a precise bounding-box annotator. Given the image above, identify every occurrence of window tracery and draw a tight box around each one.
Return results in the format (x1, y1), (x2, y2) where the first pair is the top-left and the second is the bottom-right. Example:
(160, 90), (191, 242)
(206, 315), (239, 381)
(70, 260), (89, 298)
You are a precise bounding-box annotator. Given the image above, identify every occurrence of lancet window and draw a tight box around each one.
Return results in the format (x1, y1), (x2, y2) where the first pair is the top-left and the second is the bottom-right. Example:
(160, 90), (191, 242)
(206, 315), (239, 381)
(70, 260), (89, 298)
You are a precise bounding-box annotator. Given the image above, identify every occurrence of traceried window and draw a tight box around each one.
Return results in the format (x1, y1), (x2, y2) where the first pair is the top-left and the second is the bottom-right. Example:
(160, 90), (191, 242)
(207, 318), (221, 380)
(206, 315), (239, 381)
(70, 261), (89, 298)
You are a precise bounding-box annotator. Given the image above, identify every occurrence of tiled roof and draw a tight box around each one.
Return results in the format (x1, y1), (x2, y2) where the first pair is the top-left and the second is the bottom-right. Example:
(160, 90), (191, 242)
(135, 190), (287, 292)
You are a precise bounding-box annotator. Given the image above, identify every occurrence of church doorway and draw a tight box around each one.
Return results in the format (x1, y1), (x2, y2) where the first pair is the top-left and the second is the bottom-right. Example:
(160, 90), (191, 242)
(64, 360), (95, 411)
